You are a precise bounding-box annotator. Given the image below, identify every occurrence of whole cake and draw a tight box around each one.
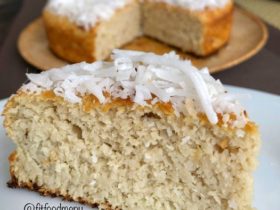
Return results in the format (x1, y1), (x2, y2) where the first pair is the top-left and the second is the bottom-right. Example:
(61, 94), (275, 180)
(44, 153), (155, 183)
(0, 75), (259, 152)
(4, 50), (259, 210)
(43, 0), (233, 63)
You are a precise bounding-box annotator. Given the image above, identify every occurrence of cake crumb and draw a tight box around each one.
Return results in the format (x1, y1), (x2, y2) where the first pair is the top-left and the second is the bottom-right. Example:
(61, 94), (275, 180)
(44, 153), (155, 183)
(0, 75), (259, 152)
(92, 154), (98, 163)
(166, 145), (174, 151)
(182, 136), (190, 144)
(90, 179), (96, 186)
(222, 113), (230, 124)
(228, 199), (238, 209)
(144, 153), (152, 161)
(236, 129), (245, 138)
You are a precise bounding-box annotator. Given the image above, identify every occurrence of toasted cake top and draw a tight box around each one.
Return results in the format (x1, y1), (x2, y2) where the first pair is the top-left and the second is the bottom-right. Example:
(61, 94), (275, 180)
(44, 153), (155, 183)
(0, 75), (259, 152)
(22, 50), (247, 126)
(45, 0), (131, 30)
(155, 0), (230, 10)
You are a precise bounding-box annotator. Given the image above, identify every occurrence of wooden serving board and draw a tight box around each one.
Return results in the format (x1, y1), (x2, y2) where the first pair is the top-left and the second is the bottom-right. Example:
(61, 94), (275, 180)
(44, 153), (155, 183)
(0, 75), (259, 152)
(18, 6), (268, 73)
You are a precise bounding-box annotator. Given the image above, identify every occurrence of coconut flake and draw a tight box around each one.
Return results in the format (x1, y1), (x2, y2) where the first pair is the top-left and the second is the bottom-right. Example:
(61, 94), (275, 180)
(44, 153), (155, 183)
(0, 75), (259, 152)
(134, 85), (152, 106)
(26, 74), (53, 89)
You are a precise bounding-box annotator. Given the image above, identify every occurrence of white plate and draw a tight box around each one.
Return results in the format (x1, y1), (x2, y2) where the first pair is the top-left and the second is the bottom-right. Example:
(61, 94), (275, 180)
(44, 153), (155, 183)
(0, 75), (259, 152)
(0, 86), (279, 210)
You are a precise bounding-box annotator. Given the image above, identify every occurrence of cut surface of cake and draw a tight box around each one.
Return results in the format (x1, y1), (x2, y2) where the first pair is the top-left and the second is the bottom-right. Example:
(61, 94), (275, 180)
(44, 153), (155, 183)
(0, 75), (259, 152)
(142, 0), (233, 56)
(43, 0), (233, 62)
(3, 50), (259, 210)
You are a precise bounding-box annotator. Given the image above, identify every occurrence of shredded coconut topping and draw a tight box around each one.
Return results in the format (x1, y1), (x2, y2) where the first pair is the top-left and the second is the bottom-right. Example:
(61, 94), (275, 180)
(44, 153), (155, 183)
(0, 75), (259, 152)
(23, 50), (247, 126)
(155, 0), (230, 10)
(45, 0), (130, 30)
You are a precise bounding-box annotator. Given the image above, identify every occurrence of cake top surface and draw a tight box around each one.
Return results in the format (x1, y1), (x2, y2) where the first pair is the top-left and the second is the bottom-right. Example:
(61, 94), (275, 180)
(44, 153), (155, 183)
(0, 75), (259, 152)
(155, 0), (230, 10)
(45, 0), (130, 30)
(45, 0), (230, 29)
(22, 50), (247, 127)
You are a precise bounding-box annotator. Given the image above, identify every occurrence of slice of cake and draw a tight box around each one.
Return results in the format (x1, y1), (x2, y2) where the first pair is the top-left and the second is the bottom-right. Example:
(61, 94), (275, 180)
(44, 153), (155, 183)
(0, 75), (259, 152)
(43, 0), (233, 63)
(43, 0), (141, 62)
(142, 0), (233, 56)
(3, 50), (260, 210)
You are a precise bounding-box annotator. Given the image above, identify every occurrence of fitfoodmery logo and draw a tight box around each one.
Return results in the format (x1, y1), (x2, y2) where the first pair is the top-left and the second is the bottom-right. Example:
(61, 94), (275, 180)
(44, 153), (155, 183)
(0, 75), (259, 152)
(24, 203), (84, 210)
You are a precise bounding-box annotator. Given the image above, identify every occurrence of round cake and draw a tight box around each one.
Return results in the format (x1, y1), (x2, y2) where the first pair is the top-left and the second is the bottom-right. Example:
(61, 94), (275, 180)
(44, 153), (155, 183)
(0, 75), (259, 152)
(43, 0), (233, 63)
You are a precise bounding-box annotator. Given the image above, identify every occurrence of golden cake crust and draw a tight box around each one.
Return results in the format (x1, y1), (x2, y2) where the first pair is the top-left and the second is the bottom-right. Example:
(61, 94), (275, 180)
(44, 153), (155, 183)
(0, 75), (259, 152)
(199, 1), (234, 55)
(43, 10), (98, 63)
(3, 90), (258, 134)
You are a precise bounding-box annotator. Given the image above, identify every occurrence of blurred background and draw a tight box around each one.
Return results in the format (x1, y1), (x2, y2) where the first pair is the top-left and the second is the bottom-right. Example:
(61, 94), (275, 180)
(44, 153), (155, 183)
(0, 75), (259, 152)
(1, 0), (280, 49)
(0, 0), (22, 48)
(236, 0), (280, 30)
